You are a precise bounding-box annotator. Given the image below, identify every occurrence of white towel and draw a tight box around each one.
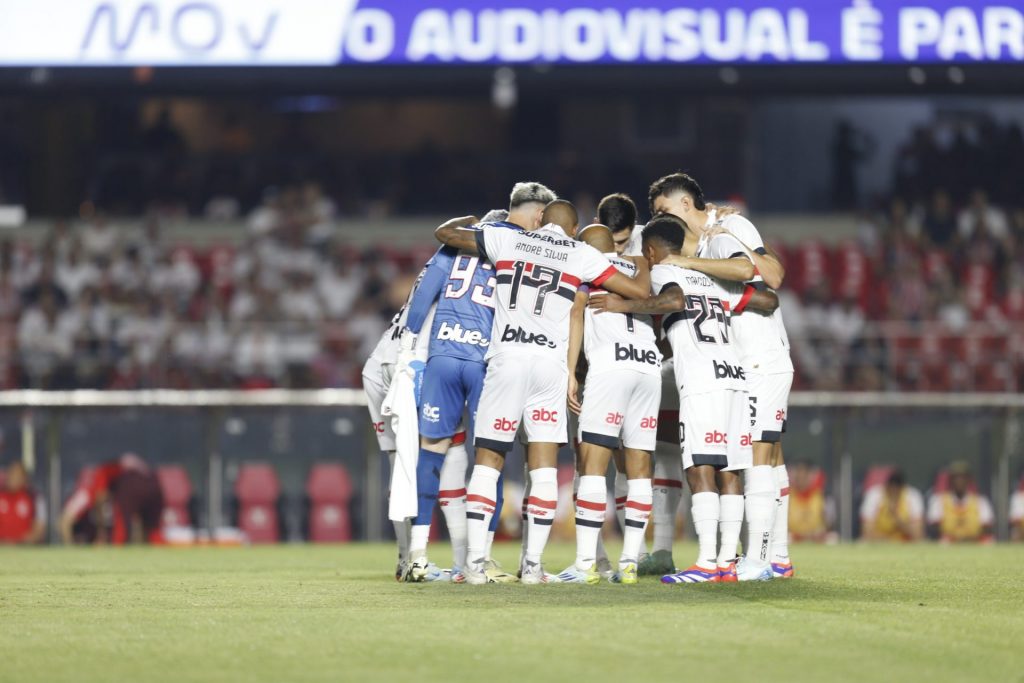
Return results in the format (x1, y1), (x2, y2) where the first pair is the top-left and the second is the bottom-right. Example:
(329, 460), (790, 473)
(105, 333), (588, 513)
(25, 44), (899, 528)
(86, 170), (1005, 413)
(382, 360), (419, 522)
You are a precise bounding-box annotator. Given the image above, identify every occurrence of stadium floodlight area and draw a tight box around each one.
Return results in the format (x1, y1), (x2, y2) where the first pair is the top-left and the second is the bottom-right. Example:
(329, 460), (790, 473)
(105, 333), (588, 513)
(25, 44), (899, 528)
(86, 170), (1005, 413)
(2, 389), (1019, 543)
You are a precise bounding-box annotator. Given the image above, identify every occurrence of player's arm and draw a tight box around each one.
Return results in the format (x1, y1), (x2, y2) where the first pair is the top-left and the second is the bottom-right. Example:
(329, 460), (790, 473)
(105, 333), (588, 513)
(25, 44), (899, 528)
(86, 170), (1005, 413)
(659, 254), (755, 283)
(566, 290), (587, 414)
(757, 245), (787, 290)
(599, 271), (650, 300)
(589, 283), (685, 316)
(59, 510), (75, 544)
(403, 249), (452, 335)
(720, 228), (786, 289)
(733, 284), (779, 315)
(622, 255), (651, 297)
(434, 216), (480, 253)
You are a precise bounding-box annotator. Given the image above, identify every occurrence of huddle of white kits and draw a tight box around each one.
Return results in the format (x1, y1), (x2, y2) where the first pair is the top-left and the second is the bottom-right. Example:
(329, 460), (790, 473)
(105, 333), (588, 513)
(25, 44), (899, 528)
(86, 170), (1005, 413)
(366, 180), (796, 586)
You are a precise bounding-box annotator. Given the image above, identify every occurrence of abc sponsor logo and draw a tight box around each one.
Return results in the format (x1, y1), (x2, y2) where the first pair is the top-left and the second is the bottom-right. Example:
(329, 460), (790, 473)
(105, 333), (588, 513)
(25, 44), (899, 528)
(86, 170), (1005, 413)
(713, 360), (746, 380)
(530, 408), (559, 423)
(500, 324), (556, 349)
(421, 403), (440, 422)
(776, 409), (786, 421)
(437, 321), (489, 346)
(615, 343), (659, 366)
(640, 416), (658, 429)
(703, 430), (753, 446)
(492, 417), (519, 432)
(373, 421), (385, 434)
(605, 412), (624, 425)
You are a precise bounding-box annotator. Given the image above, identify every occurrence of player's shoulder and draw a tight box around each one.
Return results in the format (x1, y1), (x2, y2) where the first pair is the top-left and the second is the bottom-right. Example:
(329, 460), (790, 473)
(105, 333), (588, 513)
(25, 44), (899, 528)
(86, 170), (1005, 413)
(650, 263), (680, 283)
(720, 214), (761, 240)
(477, 220), (521, 232)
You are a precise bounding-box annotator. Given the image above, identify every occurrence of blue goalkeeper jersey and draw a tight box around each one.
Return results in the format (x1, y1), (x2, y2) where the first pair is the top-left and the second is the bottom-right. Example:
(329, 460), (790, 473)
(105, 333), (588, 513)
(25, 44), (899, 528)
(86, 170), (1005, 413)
(405, 221), (521, 364)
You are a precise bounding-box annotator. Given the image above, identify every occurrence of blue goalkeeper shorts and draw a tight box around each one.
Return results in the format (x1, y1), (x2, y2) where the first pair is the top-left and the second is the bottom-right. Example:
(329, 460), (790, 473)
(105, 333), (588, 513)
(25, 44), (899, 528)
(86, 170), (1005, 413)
(417, 355), (485, 440)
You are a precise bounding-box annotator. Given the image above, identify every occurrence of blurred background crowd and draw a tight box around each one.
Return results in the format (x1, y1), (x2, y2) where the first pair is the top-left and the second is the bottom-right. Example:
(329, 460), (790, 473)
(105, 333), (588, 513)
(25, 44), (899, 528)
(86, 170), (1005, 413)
(0, 105), (1022, 392)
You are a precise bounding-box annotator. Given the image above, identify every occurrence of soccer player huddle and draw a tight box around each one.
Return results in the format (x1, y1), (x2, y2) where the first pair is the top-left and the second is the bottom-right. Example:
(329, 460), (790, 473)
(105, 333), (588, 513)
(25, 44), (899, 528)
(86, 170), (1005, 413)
(363, 172), (795, 586)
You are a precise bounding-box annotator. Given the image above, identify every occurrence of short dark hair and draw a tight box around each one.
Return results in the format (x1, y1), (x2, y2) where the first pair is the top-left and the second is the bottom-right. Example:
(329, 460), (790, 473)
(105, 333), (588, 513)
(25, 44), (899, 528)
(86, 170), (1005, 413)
(641, 216), (685, 251)
(648, 172), (706, 213)
(886, 470), (906, 487)
(597, 193), (637, 233)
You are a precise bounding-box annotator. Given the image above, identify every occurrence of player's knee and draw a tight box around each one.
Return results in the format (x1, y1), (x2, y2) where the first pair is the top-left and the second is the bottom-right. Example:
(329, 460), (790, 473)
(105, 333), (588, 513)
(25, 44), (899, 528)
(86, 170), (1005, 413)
(752, 441), (774, 465)
(716, 470), (743, 495)
(420, 436), (451, 454)
(686, 466), (716, 493)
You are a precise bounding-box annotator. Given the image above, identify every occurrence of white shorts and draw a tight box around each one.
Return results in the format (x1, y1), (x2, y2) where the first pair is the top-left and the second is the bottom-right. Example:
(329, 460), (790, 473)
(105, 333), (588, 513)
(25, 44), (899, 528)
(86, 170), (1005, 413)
(361, 356), (396, 452)
(578, 369), (660, 451)
(680, 389), (752, 471)
(656, 358), (680, 444)
(747, 371), (793, 443)
(475, 353), (568, 451)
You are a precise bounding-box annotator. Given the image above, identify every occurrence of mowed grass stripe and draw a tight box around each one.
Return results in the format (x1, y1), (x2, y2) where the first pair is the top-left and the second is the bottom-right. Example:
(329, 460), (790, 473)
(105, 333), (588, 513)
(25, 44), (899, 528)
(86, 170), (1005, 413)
(1, 543), (1021, 683)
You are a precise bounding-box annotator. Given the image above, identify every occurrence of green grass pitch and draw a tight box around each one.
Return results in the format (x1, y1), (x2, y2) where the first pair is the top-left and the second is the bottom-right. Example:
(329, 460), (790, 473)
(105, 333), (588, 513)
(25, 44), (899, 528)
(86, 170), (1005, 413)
(2, 542), (1022, 683)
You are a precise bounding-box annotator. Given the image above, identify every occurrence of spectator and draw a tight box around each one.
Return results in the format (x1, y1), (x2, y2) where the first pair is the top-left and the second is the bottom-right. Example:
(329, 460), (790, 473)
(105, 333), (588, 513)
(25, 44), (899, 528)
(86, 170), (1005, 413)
(60, 454), (164, 545)
(957, 189), (1010, 244)
(80, 216), (120, 262)
(860, 469), (924, 542)
(920, 189), (958, 247)
(788, 460), (832, 543)
(926, 461), (994, 543)
(1011, 476), (1024, 542)
(318, 249), (361, 320)
(17, 291), (77, 387)
(0, 461), (46, 544)
(56, 241), (100, 299)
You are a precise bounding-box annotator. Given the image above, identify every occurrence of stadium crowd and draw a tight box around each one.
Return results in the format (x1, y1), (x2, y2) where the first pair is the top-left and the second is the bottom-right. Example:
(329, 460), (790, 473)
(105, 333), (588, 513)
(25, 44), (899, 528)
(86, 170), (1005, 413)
(1, 181), (1022, 392)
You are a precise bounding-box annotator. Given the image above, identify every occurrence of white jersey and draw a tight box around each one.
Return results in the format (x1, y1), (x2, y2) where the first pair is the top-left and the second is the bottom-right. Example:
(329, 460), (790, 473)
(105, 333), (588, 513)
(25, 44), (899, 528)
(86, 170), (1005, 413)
(624, 224), (646, 257)
(708, 210), (793, 375)
(476, 223), (616, 363)
(368, 266), (434, 364)
(651, 263), (745, 398)
(584, 253), (660, 376)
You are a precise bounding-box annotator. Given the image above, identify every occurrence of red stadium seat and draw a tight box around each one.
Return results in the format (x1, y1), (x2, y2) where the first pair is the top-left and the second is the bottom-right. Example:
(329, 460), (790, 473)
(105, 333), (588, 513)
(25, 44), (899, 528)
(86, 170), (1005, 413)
(306, 463), (353, 543)
(157, 465), (193, 528)
(235, 463), (282, 544)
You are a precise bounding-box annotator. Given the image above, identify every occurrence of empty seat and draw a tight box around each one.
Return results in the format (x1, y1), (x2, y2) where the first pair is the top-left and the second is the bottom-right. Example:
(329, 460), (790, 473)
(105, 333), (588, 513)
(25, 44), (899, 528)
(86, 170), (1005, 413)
(235, 463), (281, 544)
(306, 463), (353, 543)
(157, 465), (193, 528)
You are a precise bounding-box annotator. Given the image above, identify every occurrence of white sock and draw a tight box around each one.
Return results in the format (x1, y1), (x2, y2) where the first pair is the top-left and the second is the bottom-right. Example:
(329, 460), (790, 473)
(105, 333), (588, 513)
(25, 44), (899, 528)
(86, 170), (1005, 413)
(439, 443), (468, 569)
(575, 471), (609, 564)
(614, 468), (628, 532)
(387, 450), (411, 562)
(393, 520), (411, 562)
(574, 475), (606, 569)
(653, 451), (683, 554)
(409, 525), (430, 555)
(717, 494), (744, 565)
(524, 467), (558, 565)
(691, 491), (720, 569)
(485, 531), (495, 560)
(466, 465), (501, 566)
(772, 464), (791, 562)
(519, 462), (531, 569)
(745, 465), (775, 564)
(621, 478), (653, 564)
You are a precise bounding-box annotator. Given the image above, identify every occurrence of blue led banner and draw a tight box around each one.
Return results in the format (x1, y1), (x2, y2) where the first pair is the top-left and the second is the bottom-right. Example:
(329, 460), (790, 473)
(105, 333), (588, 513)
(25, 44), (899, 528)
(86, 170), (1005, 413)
(0, 1), (1021, 66)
